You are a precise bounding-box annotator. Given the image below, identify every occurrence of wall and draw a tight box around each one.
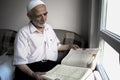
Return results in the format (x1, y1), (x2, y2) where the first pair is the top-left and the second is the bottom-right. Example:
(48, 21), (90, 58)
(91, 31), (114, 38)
(0, 0), (28, 31)
(0, 0), (90, 47)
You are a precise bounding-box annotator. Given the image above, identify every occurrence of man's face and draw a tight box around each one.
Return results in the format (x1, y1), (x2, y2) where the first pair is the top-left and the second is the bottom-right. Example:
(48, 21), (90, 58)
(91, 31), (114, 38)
(29, 4), (48, 27)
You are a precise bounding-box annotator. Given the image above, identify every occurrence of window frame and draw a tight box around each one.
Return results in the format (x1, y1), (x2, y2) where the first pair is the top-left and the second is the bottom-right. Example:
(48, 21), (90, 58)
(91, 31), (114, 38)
(97, 0), (120, 79)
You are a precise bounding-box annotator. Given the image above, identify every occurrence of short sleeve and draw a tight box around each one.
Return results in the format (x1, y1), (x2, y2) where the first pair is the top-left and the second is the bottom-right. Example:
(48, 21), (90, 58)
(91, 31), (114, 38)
(13, 30), (29, 65)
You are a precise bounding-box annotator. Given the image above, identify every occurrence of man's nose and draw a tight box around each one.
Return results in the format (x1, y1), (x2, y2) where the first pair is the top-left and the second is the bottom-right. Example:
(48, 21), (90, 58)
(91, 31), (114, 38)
(41, 15), (45, 21)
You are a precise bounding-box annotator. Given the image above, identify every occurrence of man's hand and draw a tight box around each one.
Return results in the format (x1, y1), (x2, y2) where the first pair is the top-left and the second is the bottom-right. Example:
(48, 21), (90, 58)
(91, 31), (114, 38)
(58, 44), (80, 51)
(70, 44), (80, 50)
(32, 72), (46, 80)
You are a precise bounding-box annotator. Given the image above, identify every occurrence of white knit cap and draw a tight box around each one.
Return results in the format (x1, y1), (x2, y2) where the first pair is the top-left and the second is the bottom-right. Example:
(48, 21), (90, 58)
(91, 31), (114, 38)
(27, 0), (45, 12)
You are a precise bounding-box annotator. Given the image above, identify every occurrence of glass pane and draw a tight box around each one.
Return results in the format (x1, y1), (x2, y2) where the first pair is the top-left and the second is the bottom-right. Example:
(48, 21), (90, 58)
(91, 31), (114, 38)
(106, 0), (120, 36)
(102, 42), (120, 79)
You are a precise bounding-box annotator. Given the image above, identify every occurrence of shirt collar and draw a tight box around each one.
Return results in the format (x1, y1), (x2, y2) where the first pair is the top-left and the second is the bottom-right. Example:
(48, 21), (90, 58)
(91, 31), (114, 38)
(29, 22), (38, 33)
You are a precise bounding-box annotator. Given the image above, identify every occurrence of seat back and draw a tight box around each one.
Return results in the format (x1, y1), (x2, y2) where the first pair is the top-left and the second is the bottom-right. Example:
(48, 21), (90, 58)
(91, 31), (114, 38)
(0, 29), (17, 55)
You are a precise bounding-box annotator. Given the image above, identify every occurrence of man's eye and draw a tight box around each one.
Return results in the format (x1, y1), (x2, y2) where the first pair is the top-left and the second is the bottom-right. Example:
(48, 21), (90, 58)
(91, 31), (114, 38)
(44, 12), (48, 16)
(35, 12), (48, 18)
(35, 15), (42, 18)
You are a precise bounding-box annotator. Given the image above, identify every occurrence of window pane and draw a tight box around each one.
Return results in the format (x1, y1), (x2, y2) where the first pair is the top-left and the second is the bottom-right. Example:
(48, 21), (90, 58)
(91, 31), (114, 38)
(106, 0), (120, 36)
(102, 42), (120, 79)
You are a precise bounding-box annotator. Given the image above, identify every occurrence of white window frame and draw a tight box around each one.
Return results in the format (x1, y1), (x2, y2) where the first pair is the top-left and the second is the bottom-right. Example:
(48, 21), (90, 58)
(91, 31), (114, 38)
(98, 0), (120, 79)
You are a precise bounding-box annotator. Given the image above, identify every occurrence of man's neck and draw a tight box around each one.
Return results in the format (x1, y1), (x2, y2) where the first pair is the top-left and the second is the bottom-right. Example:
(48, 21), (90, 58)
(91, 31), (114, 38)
(37, 27), (44, 33)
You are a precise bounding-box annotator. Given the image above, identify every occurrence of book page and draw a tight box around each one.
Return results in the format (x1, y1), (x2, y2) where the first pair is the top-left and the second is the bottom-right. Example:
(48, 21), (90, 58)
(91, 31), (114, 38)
(61, 48), (99, 67)
(42, 64), (92, 80)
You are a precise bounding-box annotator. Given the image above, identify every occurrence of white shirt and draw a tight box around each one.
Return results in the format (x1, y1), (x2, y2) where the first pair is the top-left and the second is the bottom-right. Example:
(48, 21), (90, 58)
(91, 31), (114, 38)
(13, 23), (60, 65)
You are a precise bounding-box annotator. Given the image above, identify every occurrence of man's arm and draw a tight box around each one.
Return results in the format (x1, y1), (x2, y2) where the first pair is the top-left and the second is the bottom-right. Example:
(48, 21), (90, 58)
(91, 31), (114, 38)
(16, 64), (45, 79)
(58, 44), (79, 51)
(16, 64), (34, 77)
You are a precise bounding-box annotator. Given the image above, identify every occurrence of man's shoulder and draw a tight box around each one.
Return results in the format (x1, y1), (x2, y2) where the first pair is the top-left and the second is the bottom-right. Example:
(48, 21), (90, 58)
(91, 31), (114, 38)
(17, 24), (30, 36)
(19, 23), (30, 32)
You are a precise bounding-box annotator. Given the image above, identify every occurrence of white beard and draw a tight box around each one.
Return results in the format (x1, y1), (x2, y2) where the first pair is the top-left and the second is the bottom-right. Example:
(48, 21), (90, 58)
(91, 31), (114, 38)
(32, 20), (45, 27)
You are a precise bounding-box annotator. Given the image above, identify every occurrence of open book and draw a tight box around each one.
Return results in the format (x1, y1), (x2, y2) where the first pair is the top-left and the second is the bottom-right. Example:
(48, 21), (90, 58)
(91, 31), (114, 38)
(61, 48), (99, 70)
(42, 64), (92, 80)
(41, 48), (99, 80)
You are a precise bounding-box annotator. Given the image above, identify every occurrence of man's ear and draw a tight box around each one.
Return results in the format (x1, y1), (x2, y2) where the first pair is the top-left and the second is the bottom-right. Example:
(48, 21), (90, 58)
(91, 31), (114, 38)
(27, 13), (32, 20)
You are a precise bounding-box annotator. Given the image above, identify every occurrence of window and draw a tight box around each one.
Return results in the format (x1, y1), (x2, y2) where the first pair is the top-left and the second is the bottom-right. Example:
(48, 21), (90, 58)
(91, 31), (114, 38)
(106, 0), (120, 35)
(102, 42), (120, 80)
(99, 0), (120, 79)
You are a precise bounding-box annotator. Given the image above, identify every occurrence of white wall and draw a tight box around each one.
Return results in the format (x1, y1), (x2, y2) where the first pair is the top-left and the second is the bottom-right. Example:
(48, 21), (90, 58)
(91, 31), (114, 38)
(44, 0), (82, 34)
(0, 0), (28, 31)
